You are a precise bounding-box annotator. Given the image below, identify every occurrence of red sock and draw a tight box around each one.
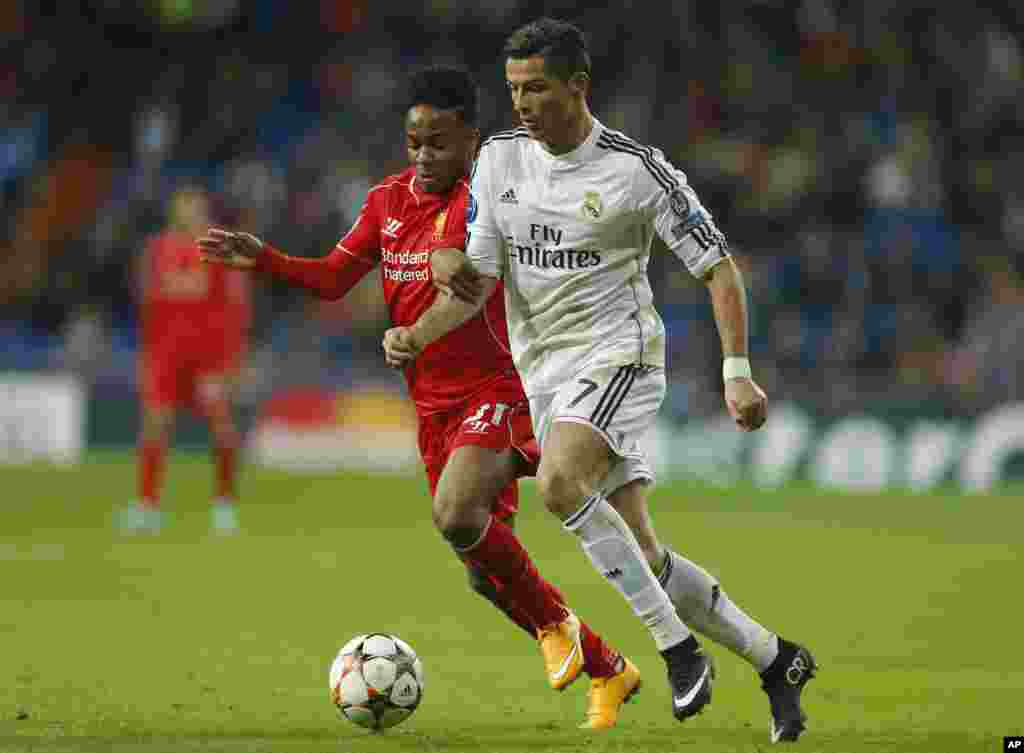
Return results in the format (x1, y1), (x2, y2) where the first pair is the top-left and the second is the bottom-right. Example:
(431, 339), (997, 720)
(579, 620), (622, 679)
(461, 517), (568, 629)
(139, 440), (166, 508)
(214, 441), (236, 501)
(542, 577), (566, 606)
(520, 572), (621, 678)
(467, 565), (537, 638)
(466, 549), (618, 680)
(503, 601), (539, 638)
(479, 564), (621, 678)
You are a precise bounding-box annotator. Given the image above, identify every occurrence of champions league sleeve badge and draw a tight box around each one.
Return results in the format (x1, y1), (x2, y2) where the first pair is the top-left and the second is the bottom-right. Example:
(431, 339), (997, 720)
(669, 188), (690, 219)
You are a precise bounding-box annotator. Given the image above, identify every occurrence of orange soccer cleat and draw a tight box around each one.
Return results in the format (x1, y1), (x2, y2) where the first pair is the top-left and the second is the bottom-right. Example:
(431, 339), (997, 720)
(579, 657), (642, 730)
(537, 611), (585, 691)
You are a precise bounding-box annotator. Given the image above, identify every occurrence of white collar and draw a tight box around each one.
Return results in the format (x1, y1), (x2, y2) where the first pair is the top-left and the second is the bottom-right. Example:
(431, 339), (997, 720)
(535, 117), (603, 169)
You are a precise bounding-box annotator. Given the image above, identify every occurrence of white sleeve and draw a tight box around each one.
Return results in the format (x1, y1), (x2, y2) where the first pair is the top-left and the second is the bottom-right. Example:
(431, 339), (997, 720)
(634, 148), (729, 279)
(464, 146), (504, 280)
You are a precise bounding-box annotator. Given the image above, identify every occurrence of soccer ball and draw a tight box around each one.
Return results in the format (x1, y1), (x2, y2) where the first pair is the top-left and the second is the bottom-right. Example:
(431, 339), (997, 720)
(329, 633), (424, 730)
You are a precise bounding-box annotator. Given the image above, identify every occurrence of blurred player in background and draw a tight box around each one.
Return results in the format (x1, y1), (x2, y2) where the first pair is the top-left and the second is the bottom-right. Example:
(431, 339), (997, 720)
(200, 67), (639, 729)
(386, 19), (816, 742)
(123, 186), (251, 534)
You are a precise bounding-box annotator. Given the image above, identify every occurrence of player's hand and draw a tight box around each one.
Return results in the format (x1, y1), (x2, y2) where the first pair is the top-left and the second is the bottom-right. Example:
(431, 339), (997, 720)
(724, 378), (767, 432)
(198, 227), (264, 269)
(382, 327), (422, 369)
(431, 248), (482, 303)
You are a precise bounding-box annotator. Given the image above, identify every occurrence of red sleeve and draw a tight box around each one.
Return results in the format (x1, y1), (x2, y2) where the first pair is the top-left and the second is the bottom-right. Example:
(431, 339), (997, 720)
(253, 192), (382, 300)
(255, 244), (376, 301)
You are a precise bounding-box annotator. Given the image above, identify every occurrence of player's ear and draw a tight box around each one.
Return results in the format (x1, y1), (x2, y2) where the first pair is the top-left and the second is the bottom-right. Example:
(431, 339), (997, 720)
(569, 72), (590, 97)
(458, 123), (479, 156)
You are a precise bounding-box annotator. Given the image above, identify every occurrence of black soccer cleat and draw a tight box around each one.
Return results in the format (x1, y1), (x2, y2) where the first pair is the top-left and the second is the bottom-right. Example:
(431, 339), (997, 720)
(661, 635), (714, 721)
(760, 638), (817, 743)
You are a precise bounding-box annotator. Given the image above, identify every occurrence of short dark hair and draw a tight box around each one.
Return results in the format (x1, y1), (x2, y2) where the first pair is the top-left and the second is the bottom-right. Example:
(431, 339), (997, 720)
(404, 66), (478, 126)
(503, 18), (591, 82)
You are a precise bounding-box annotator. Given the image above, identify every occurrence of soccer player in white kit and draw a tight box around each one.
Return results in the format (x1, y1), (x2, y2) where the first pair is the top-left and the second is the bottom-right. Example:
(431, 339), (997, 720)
(384, 18), (816, 741)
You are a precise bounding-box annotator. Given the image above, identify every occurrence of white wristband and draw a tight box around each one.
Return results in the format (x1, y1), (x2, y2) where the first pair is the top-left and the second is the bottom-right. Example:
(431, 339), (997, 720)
(723, 356), (752, 381)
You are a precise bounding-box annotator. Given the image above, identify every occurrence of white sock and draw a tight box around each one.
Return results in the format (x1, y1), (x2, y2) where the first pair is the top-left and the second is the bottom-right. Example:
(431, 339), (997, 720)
(565, 493), (690, 651)
(658, 550), (778, 671)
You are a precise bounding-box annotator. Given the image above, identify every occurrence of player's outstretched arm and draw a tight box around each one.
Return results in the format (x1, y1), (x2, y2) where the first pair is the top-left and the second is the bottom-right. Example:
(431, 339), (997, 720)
(199, 227), (374, 301)
(198, 228), (263, 268)
(704, 258), (767, 432)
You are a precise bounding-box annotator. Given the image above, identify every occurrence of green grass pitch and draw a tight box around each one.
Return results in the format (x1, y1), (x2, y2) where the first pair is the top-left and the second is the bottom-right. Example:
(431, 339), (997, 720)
(2, 452), (1020, 752)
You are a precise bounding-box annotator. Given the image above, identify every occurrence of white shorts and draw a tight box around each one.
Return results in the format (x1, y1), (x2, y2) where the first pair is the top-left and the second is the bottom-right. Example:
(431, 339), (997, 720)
(529, 363), (664, 495)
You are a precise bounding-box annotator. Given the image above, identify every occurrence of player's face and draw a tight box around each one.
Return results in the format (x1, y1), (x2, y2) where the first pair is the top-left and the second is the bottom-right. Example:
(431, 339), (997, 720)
(405, 105), (477, 194)
(506, 56), (583, 153)
(171, 191), (210, 235)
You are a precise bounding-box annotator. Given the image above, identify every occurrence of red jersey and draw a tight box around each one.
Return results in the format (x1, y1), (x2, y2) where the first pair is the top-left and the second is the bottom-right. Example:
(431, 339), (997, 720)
(141, 231), (250, 349)
(257, 167), (518, 415)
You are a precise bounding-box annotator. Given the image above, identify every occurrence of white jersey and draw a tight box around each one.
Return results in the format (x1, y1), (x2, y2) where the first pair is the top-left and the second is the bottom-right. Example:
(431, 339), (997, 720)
(466, 117), (729, 397)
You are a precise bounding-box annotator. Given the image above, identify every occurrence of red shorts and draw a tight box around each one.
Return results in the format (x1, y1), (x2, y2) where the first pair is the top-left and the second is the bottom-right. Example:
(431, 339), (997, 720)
(140, 342), (243, 415)
(418, 377), (539, 521)
(507, 399), (540, 476)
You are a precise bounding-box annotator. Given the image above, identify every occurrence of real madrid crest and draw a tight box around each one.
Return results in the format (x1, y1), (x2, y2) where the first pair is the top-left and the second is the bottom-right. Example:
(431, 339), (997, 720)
(433, 208), (449, 240)
(582, 191), (603, 220)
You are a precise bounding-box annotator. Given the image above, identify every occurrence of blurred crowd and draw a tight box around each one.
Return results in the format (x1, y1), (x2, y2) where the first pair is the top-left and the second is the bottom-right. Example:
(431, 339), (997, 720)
(2, 0), (1022, 417)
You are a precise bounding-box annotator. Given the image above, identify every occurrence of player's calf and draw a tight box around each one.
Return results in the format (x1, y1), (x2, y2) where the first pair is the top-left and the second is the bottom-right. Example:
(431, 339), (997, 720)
(131, 406), (171, 533)
(460, 513), (523, 613)
(607, 480), (667, 571)
(463, 559), (533, 631)
(465, 561), (501, 603)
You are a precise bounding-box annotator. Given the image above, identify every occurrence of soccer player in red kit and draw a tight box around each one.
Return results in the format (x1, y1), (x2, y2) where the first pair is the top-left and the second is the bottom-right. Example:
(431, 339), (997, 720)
(199, 66), (640, 729)
(124, 186), (250, 534)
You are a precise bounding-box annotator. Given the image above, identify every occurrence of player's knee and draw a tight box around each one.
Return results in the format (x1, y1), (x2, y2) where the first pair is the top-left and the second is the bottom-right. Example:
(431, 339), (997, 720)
(141, 408), (172, 443)
(210, 419), (238, 448)
(431, 491), (486, 548)
(536, 465), (589, 520)
(205, 404), (237, 442)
